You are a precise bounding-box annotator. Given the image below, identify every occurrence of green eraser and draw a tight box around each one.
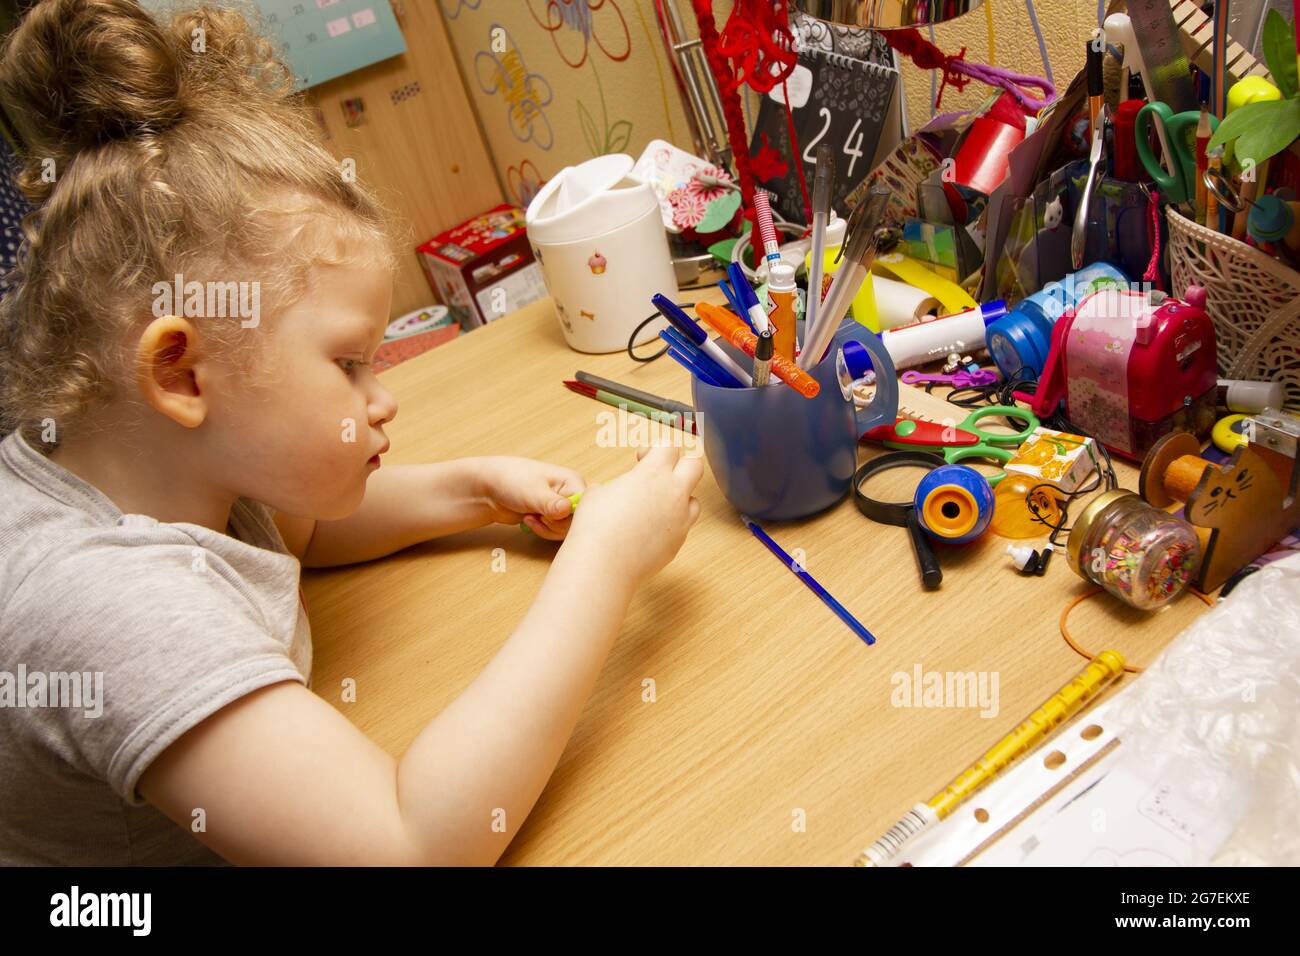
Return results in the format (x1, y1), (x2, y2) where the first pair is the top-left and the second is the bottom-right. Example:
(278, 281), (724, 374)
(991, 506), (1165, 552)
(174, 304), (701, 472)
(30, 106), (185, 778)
(519, 491), (584, 533)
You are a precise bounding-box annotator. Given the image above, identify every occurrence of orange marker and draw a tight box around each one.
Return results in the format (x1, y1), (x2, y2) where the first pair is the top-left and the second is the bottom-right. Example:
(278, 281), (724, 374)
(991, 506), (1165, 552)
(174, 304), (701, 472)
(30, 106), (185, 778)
(696, 302), (820, 398)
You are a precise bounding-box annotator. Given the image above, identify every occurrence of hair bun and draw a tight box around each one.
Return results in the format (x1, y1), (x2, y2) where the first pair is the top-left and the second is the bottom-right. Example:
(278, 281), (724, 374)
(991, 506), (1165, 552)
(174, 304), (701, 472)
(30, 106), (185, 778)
(1, 0), (184, 199)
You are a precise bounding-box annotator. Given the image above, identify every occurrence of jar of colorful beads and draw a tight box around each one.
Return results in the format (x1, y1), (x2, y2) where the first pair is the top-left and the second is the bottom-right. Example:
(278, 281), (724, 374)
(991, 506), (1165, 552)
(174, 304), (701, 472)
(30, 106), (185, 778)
(1066, 491), (1202, 609)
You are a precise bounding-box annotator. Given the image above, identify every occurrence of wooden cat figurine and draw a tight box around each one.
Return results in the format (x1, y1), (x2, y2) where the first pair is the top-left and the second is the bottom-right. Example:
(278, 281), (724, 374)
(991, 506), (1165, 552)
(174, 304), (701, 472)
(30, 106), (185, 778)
(1145, 415), (1300, 592)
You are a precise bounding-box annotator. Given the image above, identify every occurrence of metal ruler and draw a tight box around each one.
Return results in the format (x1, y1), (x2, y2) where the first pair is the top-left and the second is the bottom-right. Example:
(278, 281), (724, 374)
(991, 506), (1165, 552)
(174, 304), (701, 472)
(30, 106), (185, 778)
(1126, 0), (1198, 112)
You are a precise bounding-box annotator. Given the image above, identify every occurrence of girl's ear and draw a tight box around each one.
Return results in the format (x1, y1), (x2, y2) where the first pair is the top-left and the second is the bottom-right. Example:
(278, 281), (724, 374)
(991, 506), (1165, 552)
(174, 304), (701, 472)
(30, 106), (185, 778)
(135, 314), (208, 428)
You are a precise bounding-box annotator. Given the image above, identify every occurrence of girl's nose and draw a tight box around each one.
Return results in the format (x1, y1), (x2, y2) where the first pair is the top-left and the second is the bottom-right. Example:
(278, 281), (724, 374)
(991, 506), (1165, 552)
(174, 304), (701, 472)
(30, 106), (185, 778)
(370, 382), (398, 427)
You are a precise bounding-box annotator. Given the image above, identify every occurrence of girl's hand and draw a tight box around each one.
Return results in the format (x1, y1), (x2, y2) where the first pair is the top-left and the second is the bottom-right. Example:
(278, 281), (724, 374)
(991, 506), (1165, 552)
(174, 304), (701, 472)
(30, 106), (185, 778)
(566, 444), (703, 583)
(476, 457), (586, 541)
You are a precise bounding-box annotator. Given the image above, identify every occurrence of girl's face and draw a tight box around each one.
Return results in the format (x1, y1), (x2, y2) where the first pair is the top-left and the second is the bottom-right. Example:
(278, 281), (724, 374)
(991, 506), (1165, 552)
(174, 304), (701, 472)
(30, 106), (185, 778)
(205, 259), (398, 521)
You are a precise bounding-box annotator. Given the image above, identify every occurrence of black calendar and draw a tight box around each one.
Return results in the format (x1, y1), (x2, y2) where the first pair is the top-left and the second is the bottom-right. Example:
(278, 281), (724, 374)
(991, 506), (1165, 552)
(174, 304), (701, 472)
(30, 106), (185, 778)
(747, 18), (898, 225)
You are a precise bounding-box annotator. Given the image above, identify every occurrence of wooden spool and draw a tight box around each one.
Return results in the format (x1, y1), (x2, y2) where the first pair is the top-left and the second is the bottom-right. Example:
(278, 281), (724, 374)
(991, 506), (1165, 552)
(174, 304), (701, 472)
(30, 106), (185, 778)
(1139, 427), (1300, 592)
(1139, 432), (1208, 507)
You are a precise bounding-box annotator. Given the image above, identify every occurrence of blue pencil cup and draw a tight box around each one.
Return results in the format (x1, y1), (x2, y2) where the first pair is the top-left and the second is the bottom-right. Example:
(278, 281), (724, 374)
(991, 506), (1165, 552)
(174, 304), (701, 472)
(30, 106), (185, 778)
(691, 321), (898, 521)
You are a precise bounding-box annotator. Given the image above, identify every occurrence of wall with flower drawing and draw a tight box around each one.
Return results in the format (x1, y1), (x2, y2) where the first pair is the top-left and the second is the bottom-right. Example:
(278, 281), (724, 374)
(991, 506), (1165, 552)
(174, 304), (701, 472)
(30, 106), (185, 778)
(438, 0), (696, 210)
(437, 0), (1091, 210)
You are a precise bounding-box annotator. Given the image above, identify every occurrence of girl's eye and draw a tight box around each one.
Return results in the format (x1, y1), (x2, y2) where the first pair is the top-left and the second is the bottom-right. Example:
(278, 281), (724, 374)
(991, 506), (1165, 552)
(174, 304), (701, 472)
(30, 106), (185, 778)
(336, 358), (362, 375)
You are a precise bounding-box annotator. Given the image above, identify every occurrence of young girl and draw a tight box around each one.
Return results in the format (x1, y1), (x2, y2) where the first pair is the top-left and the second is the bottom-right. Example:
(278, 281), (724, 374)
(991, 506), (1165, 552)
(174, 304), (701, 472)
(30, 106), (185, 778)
(0, 0), (702, 866)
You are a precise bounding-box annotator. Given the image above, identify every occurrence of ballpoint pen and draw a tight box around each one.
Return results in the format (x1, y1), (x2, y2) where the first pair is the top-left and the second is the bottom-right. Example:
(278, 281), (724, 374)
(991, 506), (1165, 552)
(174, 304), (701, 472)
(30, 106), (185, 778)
(722, 274), (754, 327)
(651, 293), (752, 386)
(664, 343), (731, 387)
(805, 143), (836, 349)
(741, 514), (875, 646)
(799, 188), (889, 370)
(728, 261), (769, 334)
(658, 327), (746, 388)
(718, 276), (746, 322)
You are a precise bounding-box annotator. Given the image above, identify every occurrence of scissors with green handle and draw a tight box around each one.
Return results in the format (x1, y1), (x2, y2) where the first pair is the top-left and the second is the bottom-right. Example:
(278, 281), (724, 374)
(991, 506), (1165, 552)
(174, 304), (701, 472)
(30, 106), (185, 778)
(861, 405), (1040, 486)
(1135, 102), (1218, 207)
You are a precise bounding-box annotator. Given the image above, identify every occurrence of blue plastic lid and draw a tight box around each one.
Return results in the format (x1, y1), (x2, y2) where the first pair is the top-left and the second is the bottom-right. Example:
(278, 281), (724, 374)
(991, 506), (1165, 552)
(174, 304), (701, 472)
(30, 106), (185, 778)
(839, 339), (873, 380)
(980, 298), (1009, 326)
(986, 309), (1053, 379)
(1249, 196), (1293, 243)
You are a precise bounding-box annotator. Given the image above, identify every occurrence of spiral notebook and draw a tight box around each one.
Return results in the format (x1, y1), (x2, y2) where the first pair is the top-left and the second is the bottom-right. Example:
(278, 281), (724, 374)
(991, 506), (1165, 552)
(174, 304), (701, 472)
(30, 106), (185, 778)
(747, 14), (900, 225)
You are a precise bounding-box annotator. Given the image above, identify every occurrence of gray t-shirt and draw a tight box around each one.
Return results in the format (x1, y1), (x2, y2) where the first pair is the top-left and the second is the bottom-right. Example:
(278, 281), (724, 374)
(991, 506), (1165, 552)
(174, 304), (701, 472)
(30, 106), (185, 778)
(0, 430), (312, 865)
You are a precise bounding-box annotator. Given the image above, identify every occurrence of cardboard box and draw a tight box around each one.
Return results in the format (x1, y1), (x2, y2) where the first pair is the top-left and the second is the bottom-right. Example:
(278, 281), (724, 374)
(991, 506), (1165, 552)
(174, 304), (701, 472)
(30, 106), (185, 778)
(1004, 427), (1096, 493)
(417, 204), (548, 329)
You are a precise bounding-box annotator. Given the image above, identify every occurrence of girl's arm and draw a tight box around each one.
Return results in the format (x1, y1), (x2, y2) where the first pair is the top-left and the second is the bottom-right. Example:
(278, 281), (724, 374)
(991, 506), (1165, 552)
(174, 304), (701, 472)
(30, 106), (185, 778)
(276, 458), (582, 568)
(140, 446), (701, 866)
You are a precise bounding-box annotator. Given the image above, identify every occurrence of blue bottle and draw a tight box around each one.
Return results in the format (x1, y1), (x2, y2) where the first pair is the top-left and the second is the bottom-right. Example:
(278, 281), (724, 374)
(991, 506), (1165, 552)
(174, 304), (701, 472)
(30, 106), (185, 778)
(985, 262), (1129, 379)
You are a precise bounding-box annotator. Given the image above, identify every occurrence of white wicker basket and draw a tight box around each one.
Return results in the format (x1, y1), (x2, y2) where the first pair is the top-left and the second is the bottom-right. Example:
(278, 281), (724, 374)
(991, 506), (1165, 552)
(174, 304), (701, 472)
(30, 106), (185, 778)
(1166, 208), (1300, 409)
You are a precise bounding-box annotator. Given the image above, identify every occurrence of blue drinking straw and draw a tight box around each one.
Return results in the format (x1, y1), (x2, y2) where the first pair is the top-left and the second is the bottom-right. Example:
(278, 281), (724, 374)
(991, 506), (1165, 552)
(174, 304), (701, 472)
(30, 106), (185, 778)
(741, 514), (876, 646)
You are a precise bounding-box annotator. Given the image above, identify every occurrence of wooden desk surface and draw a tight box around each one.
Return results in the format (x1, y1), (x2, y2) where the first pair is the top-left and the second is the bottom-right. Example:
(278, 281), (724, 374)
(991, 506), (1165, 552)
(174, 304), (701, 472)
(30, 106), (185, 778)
(302, 298), (1211, 865)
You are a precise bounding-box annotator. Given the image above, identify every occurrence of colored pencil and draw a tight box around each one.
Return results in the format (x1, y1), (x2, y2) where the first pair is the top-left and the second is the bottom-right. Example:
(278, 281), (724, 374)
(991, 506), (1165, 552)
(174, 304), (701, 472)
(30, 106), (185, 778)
(563, 380), (696, 433)
(574, 371), (694, 417)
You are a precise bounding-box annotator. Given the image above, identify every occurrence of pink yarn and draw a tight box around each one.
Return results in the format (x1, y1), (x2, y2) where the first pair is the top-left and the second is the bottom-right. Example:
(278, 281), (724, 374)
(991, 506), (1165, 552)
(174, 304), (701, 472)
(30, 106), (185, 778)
(1143, 189), (1163, 291)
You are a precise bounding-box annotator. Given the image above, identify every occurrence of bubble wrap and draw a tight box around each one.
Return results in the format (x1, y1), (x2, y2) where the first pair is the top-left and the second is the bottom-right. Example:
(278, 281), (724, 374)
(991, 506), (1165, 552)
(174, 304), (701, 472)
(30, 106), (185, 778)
(1111, 551), (1300, 865)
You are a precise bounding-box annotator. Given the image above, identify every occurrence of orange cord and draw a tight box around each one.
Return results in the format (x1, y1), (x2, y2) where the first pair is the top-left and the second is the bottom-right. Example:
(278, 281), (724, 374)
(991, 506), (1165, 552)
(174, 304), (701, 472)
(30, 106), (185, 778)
(1059, 588), (1216, 673)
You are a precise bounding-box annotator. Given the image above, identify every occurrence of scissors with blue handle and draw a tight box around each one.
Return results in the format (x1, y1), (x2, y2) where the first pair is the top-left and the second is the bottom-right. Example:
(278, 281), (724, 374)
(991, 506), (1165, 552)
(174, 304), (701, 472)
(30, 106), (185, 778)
(1135, 102), (1218, 207)
(861, 405), (1039, 485)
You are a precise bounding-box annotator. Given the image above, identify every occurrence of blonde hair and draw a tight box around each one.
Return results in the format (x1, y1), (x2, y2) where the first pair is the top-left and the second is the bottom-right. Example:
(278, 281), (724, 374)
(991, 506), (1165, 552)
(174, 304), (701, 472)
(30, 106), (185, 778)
(0, 0), (395, 439)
